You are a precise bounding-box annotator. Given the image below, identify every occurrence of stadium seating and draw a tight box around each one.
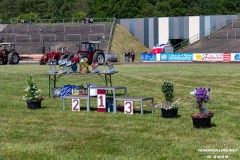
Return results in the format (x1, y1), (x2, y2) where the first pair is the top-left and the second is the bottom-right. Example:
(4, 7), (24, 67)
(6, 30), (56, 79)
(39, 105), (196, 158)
(178, 19), (240, 53)
(0, 23), (113, 54)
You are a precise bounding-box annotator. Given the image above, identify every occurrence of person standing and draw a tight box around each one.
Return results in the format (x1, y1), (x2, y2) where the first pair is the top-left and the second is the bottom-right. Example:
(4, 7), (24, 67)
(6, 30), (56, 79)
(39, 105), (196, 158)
(124, 52), (128, 62)
(131, 50), (135, 62)
(127, 51), (131, 62)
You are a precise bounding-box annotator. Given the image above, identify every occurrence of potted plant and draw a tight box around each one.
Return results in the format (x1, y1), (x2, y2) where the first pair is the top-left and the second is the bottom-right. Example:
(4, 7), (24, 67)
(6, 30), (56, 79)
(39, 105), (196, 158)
(23, 74), (45, 109)
(158, 81), (179, 118)
(192, 88), (214, 128)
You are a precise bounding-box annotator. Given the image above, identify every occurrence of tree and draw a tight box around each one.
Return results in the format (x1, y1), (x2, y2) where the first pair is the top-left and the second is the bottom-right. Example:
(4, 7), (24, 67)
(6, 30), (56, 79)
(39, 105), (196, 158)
(219, 0), (240, 15)
(0, 0), (18, 23)
(89, 0), (148, 18)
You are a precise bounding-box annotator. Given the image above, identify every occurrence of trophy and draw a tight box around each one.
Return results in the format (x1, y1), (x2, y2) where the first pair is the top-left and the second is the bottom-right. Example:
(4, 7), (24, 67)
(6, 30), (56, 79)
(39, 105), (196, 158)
(102, 62), (107, 73)
(103, 62), (115, 73)
(58, 59), (67, 74)
(79, 58), (90, 73)
(71, 53), (79, 72)
(91, 62), (100, 73)
(48, 59), (57, 74)
(66, 60), (73, 74)
(107, 62), (115, 73)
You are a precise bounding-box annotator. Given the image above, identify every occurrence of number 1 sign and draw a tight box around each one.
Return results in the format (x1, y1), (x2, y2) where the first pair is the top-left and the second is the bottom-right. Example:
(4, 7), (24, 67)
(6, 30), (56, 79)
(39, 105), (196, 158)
(124, 101), (133, 114)
(72, 99), (80, 111)
(97, 90), (106, 112)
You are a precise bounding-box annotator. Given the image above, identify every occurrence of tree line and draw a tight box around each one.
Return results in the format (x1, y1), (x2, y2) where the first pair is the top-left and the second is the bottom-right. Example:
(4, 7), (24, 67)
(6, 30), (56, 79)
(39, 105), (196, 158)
(0, 0), (240, 23)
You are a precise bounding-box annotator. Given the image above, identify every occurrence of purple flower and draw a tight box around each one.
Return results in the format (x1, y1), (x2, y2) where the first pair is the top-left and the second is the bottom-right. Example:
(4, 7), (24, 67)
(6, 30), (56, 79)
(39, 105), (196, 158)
(194, 88), (209, 113)
(192, 87), (213, 118)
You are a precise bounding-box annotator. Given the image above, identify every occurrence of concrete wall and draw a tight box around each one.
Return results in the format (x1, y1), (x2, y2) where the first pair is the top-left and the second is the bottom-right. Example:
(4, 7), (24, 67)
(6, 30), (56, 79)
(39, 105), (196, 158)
(117, 15), (238, 48)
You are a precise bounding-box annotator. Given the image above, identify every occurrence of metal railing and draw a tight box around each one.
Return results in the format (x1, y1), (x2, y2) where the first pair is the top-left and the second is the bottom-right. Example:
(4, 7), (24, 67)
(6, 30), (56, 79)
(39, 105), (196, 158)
(9, 17), (115, 25)
(173, 14), (240, 52)
(106, 17), (116, 53)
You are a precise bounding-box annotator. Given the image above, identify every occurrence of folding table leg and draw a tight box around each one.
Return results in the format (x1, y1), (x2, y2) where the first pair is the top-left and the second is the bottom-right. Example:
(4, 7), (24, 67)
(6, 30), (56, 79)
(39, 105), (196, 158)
(140, 101), (143, 114)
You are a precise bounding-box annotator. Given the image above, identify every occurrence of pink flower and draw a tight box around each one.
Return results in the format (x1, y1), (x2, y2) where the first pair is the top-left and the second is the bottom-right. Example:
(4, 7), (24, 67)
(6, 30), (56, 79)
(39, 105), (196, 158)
(193, 114), (198, 118)
(200, 113), (205, 118)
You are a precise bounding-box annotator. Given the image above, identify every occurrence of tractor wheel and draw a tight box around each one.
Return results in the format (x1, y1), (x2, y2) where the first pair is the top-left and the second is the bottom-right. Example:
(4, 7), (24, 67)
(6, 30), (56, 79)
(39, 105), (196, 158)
(93, 51), (105, 64)
(8, 52), (20, 64)
(39, 57), (46, 65)
(1, 58), (7, 65)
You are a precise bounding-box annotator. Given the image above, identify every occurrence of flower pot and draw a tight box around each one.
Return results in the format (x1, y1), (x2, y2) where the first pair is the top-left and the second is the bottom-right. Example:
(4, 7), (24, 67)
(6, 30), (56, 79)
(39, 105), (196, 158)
(192, 117), (211, 128)
(27, 101), (41, 109)
(161, 108), (178, 118)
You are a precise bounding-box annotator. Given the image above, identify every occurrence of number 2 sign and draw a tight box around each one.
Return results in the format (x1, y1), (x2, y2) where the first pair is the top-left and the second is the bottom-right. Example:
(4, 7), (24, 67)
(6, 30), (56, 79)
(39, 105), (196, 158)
(72, 99), (80, 111)
(124, 101), (133, 114)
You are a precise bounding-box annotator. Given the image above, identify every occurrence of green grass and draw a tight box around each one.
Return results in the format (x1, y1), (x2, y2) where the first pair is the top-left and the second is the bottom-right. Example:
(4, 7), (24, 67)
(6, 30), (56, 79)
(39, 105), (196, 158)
(0, 63), (239, 160)
(109, 24), (151, 62)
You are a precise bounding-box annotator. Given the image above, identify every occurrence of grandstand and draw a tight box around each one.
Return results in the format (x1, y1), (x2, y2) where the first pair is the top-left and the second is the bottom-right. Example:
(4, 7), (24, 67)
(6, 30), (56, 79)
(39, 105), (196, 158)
(1, 15), (240, 56)
(0, 22), (114, 54)
(178, 19), (240, 53)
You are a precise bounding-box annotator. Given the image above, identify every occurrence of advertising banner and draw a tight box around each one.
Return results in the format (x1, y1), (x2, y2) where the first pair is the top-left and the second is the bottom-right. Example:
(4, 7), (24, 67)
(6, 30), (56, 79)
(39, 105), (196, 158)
(160, 53), (193, 61)
(231, 53), (240, 61)
(193, 53), (223, 62)
(223, 53), (231, 62)
(156, 53), (160, 61)
(141, 54), (156, 61)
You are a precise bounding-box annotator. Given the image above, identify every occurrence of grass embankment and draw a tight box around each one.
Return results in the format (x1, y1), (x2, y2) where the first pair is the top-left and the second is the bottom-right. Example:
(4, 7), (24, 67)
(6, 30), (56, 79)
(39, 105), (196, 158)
(109, 24), (151, 62)
(0, 64), (239, 160)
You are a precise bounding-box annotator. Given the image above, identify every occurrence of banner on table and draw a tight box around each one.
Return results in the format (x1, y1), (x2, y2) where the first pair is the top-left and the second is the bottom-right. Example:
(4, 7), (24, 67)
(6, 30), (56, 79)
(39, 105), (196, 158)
(160, 53), (193, 61)
(193, 53), (223, 62)
(141, 53), (156, 61)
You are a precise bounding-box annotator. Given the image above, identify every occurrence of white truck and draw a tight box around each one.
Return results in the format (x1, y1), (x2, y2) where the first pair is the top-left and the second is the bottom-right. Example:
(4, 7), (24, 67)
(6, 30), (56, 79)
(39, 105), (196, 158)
(151, 44), (174, 54)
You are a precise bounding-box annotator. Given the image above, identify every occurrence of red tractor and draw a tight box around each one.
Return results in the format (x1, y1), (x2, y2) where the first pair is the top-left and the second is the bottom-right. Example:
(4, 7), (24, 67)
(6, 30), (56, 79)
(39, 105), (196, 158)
(39, 46), (70, 65)
(77, 41), (105, 64)
(0, 43), (20, 65)
(39, 41), (117, 65)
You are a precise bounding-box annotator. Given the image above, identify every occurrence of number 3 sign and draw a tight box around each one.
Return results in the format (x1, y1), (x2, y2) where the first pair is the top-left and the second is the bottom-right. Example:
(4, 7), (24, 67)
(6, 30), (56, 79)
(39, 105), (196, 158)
(124, 101), (133, 114)
(72, 99), (80, 111)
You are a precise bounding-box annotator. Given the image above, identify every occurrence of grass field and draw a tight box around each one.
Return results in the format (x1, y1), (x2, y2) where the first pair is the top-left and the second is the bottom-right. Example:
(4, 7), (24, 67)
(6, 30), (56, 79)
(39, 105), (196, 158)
(0, 63), (239, 160)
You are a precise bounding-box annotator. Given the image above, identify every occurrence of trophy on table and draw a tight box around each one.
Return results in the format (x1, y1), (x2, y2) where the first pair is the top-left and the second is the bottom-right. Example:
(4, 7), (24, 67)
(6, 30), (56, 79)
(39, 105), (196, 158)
(103, 62), (115, 73)
(66, 60), (73, 74)
(71, 53), (79, 72)
(91, 62), (100, 73)
(107, 62), (115, 73)
(48, 59), (57, 74)
(58, 59), (67, 74)
(79, 58), (90, 73)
